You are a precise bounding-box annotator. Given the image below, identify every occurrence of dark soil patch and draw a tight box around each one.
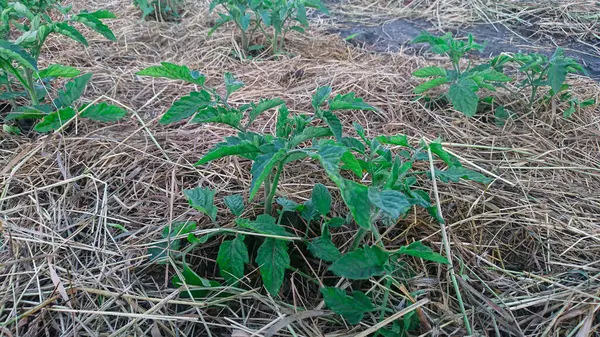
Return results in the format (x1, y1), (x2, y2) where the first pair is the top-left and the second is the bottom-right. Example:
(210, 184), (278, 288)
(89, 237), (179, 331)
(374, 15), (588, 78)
(330, 17), (600, 80)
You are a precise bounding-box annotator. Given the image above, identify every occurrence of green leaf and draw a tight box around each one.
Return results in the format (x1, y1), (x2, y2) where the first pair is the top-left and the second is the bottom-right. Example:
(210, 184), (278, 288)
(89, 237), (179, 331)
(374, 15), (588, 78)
(341, 151), (363, 177)
(275, 104), (292, 138)
(414, 77), (448, 94)
(173, 261), (212, 287)
(321, 287), (375, 325)
(172, 261), (212, 287)
(329, 92), (375, 111)
(295, 3), (308, 26)
(137, 62), (206, 86)
(329, 245), (389, 279)
(208, 13), (232, 36)
(435, 167), (492, 184)
(256, 238), (290, 296)
(224, 194), (244, 216)
(54, 23), (88, 46)
(368, 188), (411, 219)
(276, 198), (300, 212)
(148, 221), (197, 262)
(481, 69), (512, 82)
(183, 187), (218, 222)
(196, 141), (260, 165)
(312, 86), (331, 110)
(172, 261), (219, 298)
(547, 58), (569, 94)
(376, 134), (409, 147)
(249, 98), (285, 124)
(322, 110), (342, 140)
(36, 64), (80, 79)
(56, 73), (93, 108)
(74, 13), (116, 41)
(429, 142), (461, 167)
(191, 106), (242, 128)
(308, 236), (341, 262)
(289, 26), (305, 34)
(448, 79), (479, 117)
(314, 144), (346, 178)
(88, 9), (118, 19)
(3, 125), (20, 135)
(237, 214), (294, 237)
(4, 105), (53, 121)
(326, 217), (345, 228)
(398, 241), (449, 264)
(384, 157), (408, 189)
(494, 105), (510, 126)
(413, 66), (446, 78)
(301, 200), (319, 221)
(80, 102), (126, 122)
(289, 126), (332, 147)
(224, 72), (243, 97)
(217, 236), (249, 284)
(160, 90), (212, 124)
(339, 179), (371, 230)
(34, 107), (76, 133)
(311, 183), (331, 215)
(249, 150), (287, 202)
(0, 40), (37, 70)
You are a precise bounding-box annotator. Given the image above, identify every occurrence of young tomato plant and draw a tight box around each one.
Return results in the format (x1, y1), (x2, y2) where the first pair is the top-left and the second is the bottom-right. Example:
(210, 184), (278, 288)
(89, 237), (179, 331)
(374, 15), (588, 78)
(141, 63), (493, 328)
(411, 32), (512, 117)
(492, 48), (596, 117)
(133, 0), (183, 22)
(208, 0), (328, 56)
(0, 1), (124, 133)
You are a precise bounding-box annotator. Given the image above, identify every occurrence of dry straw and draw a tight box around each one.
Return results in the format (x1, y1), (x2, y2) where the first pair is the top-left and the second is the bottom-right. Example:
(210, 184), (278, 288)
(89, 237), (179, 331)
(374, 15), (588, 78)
(1, 0), (600, 336)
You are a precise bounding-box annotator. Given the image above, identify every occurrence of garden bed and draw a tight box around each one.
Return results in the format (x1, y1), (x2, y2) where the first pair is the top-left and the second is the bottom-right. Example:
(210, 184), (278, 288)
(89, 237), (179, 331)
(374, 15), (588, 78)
(1, 0), (599, 336)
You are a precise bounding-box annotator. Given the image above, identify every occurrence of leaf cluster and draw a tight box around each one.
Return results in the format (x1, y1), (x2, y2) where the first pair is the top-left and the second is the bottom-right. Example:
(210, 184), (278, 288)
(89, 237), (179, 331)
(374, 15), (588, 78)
(141, 63), (494, 327)
(411, 32), (511, 117)
(411, 32), (596, 119)
(133, 0), (183, 21)
(208, 0), (328, 56)
(0, 1), (125, 134)
(491, 48), (596, 118)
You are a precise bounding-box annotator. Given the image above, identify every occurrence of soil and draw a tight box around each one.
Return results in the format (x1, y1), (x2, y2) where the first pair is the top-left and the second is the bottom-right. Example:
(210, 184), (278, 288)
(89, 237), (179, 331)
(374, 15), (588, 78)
(330, 17), (600, 80)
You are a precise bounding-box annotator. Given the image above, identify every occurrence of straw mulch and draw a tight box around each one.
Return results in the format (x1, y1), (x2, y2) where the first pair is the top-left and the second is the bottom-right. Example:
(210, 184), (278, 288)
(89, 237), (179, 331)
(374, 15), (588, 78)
(1, 0), (600, 336)
(332, 0), (600, 46)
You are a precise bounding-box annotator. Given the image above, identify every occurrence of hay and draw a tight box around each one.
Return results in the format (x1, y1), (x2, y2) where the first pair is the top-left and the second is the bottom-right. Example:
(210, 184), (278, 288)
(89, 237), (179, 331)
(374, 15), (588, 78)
(1, 0), (600, 336)
(331, 0), (600, 43)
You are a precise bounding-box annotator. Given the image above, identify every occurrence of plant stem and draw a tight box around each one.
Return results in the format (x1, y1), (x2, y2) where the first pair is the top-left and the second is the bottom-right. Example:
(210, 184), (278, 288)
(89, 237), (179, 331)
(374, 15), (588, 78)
(25, 69), (39, 105)
(379, 277), (392, 321)
(272, 29), (279, 56)
(426, 144), (472, 335)
(264, 161), (285, 215)
(350, 228), (368, 251)
(241, 30), (249, 55)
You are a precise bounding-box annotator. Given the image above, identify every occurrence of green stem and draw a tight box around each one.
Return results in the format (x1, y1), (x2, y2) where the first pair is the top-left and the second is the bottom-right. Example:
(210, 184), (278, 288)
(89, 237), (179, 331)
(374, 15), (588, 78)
(25, 69), (39, 105)
(379, 277), (392, 321)
(264, 161), (285, 215)
(241, 30), (249, 55)
(350, 228), (368, 251)
(264, 174), (272, 214)
(272, 29), (279, 56)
